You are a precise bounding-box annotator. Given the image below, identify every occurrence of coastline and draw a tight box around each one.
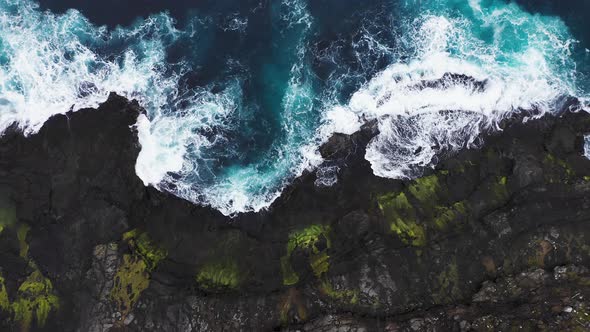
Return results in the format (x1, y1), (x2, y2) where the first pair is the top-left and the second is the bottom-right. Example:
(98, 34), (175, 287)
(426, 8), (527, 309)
(0, 93), (589, 330)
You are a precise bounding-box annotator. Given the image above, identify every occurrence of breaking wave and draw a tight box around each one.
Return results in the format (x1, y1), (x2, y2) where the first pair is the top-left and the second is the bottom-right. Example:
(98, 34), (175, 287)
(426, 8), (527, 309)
(327, 0), (587, 179)
(0, 0), (588, 215)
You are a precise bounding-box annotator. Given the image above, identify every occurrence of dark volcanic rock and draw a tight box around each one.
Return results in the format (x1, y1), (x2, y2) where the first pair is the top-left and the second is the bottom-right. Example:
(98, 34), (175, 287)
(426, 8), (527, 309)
(319, 120), (378, 161)
(0, 93), (589, 331)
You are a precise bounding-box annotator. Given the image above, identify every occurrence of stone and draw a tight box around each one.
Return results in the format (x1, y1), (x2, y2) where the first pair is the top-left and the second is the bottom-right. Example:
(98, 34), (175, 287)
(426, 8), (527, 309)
(0, 94), (589, 331)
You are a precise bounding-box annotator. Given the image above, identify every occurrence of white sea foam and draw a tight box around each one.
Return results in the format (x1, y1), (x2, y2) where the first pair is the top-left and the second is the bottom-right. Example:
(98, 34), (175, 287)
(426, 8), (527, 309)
(0, 0), (321, 216)
(135, 0), (318, 215)
(315, 165), (340, 187)
(327, 3), (584, 179)
(321, 106), (362, 136)
(0, 1), (180, 135)
(0, 0), (588, 216)
(135, 114), (185, 186)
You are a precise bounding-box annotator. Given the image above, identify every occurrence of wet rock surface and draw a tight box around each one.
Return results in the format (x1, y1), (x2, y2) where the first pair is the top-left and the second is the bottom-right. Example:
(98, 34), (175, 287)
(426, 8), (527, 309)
(0, 93), (589, 331)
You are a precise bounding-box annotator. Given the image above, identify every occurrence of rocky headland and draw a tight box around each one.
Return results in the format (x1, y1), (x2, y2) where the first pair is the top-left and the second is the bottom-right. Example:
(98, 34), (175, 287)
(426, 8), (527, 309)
(0, 93), (590, 331)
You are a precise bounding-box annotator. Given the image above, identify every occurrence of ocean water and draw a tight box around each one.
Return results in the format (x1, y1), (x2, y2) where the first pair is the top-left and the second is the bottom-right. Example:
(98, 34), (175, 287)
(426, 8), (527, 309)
(0, 0), (588, 215)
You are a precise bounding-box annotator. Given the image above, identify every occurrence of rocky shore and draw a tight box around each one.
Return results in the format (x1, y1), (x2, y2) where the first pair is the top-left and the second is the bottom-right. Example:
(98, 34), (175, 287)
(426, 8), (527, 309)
(0, 93), (590, 331)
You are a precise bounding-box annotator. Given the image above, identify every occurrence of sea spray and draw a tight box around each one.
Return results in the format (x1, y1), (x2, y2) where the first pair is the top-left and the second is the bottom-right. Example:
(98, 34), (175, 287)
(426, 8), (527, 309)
(328, 0), (585, 179)
(0, 0), (588, 216)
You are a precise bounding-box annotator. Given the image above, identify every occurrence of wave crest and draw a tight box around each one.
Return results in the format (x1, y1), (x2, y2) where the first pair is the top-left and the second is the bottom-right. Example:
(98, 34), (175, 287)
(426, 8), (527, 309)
(0, 0), (588, 216)
(329, 1), (584, 179)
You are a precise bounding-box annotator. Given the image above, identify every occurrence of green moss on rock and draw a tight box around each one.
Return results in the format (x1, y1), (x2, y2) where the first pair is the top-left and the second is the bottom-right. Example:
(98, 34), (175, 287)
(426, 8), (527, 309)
(408, 175), (440, 203)
(196, 259), (240, 290)
(0, 205), (16, 232)
(17, 224), (30, 259)
(123, 229), (167, 271)
(434, 260), (460, 303)
(110, 254), (150, 319)
(280, 256), (299, 286)
(0, 273), (9, 312)
(377, 192), (413, 214)
(434, 201), (468, 230)
(0, 222), (61, 328)
(491, 176), (510, 202)
(11, 269), (59, 329)
(377, 172), (469, 246)
(378, 192), (426, 246)
(310, 252), (330, 277)
(281, 224), (332, 285)
(286, 225), (332, 256)
(390, 219), (426, 247)
(543, 154), (576, 183)
(134, 233), (167, 271)
(122, 229), (139, 241)
(319, 280), (359, 305)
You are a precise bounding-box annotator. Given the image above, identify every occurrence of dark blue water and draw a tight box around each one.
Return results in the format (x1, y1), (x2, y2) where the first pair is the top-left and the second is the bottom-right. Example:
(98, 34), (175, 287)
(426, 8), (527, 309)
(1, 0), (589, 215)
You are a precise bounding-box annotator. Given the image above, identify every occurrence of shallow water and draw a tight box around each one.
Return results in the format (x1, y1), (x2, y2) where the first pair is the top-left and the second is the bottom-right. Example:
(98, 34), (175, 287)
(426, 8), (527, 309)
(1, 0), (589, 215)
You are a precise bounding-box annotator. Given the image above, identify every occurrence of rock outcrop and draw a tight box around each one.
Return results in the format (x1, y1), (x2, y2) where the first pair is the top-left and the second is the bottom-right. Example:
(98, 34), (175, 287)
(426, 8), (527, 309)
(0, 93), (589, 331)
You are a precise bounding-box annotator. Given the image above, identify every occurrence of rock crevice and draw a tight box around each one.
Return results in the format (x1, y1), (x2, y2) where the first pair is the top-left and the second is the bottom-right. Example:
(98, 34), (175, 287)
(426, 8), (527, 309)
(0, 94), (589, 331)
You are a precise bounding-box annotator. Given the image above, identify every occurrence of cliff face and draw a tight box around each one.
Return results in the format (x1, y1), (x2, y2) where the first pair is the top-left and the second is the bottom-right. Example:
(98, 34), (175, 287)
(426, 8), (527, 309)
(0, 93), (589, 331)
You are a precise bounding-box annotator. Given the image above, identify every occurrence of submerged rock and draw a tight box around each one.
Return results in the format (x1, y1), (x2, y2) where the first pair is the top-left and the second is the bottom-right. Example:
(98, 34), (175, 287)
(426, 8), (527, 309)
(0, 93), (589, 331)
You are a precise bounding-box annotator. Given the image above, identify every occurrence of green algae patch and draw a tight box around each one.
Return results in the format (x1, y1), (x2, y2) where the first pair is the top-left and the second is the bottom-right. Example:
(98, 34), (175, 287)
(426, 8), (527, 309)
(280, 225), (360, 307)
(2, 222), (61, 328)
(433, 201), (468, 230)
(193, 231), (251, 291)
(0, 194), (16, 235)
(377, 172), (471, 246)
(17, 224), (30, 258)
(134, 233), (167, 270)
(11, 269), (59, 329)
(0, 205), (16, 232)
(196, 259), (240, 290)
(319, 280), (359, 305)
(281, 224), (332, 285)
(310, 252), (330, 277)
(280, 256), (299, 286)
(434, 260), (461, 304)
(122, 228), (139, 241)
(286, 224), (332, 256)
(111, 254), (149, 319)
(543, 154), (576, 183)
(390, 219), (426, 247)
(408, 175), (440, 203)
(434, 207), (456, 230)
(491, 176), (509, 203)
(377, 192), (413, 214)
(123, 229), (167, 271)
(111, 229), (168, 321)
(378, 192), (426, 246)
(0, 273), (9, 312)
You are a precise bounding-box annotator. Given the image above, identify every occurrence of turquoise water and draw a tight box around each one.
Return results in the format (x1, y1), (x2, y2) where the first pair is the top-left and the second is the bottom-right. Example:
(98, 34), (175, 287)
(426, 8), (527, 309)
(0, 0), (588, 215)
